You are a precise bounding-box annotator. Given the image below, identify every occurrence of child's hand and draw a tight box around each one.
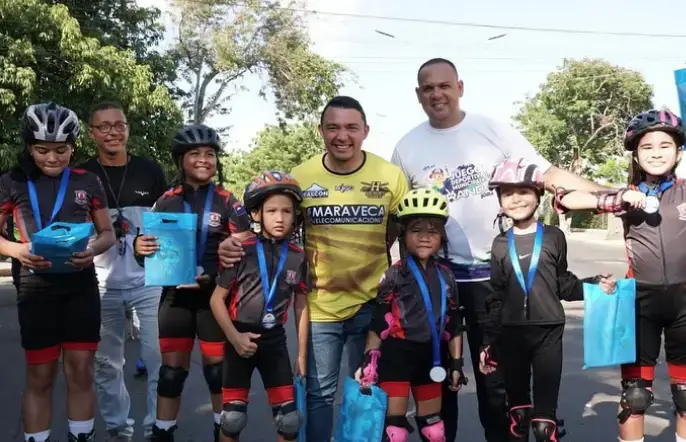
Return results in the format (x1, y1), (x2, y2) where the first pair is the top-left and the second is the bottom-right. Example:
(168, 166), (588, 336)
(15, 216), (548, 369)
(621, 190), (646, 210)
(598, 274), (617, 294)
(230, 332), (260, 358)
(479, 345), (498, 375)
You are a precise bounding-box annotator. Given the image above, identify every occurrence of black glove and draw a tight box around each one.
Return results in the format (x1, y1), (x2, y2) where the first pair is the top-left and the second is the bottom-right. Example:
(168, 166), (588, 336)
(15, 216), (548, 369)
(448, 358), (468, 388)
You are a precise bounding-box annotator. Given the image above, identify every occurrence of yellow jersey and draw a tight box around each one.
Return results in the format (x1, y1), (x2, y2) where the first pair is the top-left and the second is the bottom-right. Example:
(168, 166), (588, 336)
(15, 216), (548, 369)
(291, 152), (409, 322)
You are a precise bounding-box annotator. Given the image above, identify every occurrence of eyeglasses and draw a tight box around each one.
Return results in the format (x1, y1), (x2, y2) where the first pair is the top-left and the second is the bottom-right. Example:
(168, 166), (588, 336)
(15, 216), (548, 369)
(91, 122), (128, 134)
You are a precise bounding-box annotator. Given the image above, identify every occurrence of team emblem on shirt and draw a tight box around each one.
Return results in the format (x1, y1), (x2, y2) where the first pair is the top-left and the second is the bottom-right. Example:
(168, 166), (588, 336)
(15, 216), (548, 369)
(74, 190), (88, 206)
(286, 270), (297, 284)
(360, 181), (389, 199)
(208, 212), (221, 228)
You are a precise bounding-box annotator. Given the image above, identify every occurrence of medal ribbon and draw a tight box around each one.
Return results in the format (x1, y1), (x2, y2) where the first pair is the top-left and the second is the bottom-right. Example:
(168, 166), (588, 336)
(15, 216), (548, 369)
(407, 257), (447, 370)
(508, 222), (544, 307)
(27, 168), (71, 231)
(256, 238), (289, 314)
(638, 179), (674, 196)
(183, 184), (214, 266)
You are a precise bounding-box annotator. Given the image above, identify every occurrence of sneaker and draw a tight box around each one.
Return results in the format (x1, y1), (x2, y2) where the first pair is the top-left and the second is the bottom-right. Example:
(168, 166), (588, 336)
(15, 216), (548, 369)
(105, 429), (133, 442)
(68, 429), (96, 441)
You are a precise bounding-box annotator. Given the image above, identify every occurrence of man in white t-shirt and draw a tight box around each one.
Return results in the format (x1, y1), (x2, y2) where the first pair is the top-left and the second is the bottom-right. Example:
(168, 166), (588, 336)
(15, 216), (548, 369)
(391, 58), (606, 442)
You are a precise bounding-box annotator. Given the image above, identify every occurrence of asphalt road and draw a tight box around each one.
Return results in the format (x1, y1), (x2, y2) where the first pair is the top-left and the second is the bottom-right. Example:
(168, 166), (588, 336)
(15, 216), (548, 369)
(0, 235), (677, 441)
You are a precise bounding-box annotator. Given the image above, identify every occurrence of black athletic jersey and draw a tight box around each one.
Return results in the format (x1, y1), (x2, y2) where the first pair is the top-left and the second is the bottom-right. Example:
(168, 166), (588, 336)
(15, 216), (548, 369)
(80, 155), (167, 289)
(370, 258), (463, 344)
(485, 225), (584, 336)
(0, 167), (107, 240)
(0, 167), (108, 276)
(150, 183), (251, 278)
(217, 237), (308, 327)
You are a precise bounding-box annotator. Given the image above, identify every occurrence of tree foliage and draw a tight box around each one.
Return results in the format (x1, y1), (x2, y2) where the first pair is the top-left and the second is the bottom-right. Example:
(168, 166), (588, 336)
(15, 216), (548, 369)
(222, 122), (322, 193)
(171, 0), (345, 126)
(0, 0), (183, 172)
(513, 58), (653, 176)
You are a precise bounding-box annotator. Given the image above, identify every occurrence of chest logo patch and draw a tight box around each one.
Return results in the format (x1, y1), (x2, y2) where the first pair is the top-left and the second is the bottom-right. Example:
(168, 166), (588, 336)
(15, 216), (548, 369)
(286, 269), (297, 284)
(677, 203), (686, 221)
(208, 212), (221, 228)
(303, 183), (329, 198)
(360, 181), (389, 199)
(74, 190), (88, 206)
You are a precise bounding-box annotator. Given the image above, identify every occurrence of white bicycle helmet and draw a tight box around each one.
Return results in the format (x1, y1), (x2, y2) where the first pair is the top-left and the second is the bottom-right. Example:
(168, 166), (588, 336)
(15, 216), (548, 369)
(21, 102), (80, 144)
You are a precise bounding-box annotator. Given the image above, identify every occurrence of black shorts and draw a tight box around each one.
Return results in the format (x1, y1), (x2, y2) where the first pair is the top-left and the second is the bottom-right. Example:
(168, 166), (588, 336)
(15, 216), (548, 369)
(221, 322), (293, 407)
(622, 282), (686, 381)
(17, 269), (100, 365)
(158, 285), (225, 357)
(377, 338), (442, 401)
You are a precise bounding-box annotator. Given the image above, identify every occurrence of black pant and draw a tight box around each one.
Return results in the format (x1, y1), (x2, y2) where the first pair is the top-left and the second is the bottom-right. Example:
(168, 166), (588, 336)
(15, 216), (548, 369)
(442, 280), (509, 442)
(500, 324), (564, 419)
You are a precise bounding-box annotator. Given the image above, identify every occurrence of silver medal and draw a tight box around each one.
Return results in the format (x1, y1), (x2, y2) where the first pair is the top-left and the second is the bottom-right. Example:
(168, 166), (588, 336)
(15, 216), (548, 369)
(429, 366), (447, 383)
(261, 313), (276, 329)
(643, 195), (659, 214)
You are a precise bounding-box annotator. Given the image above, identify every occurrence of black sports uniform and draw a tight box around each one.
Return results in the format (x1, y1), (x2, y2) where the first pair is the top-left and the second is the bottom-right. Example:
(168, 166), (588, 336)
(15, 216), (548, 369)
(485, 224), (592, 438)
(217, 237), (308, 407)
(0, 167), (108, 364)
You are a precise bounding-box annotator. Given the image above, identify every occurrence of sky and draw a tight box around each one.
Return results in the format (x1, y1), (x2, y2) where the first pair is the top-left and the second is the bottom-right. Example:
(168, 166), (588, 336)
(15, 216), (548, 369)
(136, 0), (686, 161)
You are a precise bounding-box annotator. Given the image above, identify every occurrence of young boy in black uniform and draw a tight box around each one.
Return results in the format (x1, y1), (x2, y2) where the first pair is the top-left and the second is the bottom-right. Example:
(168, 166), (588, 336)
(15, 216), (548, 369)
(480, 158), (616, 442)
(210, 170), (309, 442)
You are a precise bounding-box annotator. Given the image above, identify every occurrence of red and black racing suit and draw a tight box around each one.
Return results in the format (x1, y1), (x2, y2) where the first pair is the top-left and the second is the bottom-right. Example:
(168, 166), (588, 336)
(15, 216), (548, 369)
(138, 183), (251, 359)
(0, 167), (107, 364)
(217, 237), (308, 408)
(371, 257), (463, 403)
(484, 224), (589, 439)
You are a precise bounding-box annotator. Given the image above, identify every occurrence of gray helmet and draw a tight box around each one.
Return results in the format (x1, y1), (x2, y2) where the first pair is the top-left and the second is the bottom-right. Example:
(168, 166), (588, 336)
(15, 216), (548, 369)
(21, 102), (80, 144)
(171, 124), (221, 163)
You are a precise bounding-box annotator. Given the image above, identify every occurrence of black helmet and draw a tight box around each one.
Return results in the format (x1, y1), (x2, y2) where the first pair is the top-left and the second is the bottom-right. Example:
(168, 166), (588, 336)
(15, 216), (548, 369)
(21, 102), (80, 144)
(624, 109), (685, 151)
(171, 124), (221, 163)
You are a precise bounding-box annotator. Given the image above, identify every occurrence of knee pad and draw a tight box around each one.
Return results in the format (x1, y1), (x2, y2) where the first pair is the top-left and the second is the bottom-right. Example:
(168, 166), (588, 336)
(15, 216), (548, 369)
(415, 413), (444, 442)
(531, 418), (561, 442)
(220, 401), (248, 438)
(509, 404), (532, 438)
(272, 401), (302, 441)
(671, 383), (686, 417)
(157, 365), (189, 398)
(618, 378), (654, 423)
(202, 362), (222, 395)
(382, 415), (413, 442)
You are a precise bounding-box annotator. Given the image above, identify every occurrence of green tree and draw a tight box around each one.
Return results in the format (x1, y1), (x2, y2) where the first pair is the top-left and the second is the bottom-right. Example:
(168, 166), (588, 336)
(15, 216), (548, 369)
(47, 0), (181, 95)
(0, 0), (183, 172)
(223, 122), (322, 193)
(513, 58), (653, 176)
(171, 0), (345, 126)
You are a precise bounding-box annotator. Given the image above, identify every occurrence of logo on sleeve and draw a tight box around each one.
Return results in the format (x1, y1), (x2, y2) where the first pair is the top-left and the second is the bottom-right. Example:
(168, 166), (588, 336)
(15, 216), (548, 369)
(208, 212), (221, 228)
(233, 201), (247, 216)
(74, 190), (88, 206)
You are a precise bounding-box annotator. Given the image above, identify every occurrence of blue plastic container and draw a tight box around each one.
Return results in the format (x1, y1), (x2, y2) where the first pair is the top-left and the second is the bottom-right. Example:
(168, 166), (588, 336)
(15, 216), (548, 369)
(294, 375), (306, 442)
(675, 68), (686, 123)
(31, 222), (94, 273)
(334, 377), (388, 442)
(143, 212), (197, 287)
(583, 278), (637, 369)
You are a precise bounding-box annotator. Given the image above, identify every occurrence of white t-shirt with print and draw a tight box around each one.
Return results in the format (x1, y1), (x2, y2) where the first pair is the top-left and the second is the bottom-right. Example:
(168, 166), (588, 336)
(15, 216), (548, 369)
(391, 112), (552, 281)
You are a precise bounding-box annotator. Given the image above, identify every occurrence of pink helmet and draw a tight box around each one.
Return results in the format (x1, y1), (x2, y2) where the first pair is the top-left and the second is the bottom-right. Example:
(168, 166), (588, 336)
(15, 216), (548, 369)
(488, 158), (544, 192)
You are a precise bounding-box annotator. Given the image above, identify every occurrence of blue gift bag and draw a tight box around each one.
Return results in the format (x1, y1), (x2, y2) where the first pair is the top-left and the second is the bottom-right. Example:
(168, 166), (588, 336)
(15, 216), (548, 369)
(675, 68), (686, 123)
(143, 212), (197, 287)
(294, 375), (306, 442)
(31, 222), (94, 273)
(583, 278), (637, 369)
(334, 377), (387, 442)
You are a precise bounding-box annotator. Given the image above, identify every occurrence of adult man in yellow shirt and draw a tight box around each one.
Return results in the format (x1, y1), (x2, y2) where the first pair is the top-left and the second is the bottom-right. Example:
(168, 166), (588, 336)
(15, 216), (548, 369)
(219, 96), (409, 441)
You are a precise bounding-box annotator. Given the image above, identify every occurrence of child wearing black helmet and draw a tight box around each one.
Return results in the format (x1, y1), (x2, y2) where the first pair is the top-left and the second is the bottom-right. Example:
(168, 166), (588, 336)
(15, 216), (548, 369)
(210, 170), (309, 442)
(134, 124), (252, 442)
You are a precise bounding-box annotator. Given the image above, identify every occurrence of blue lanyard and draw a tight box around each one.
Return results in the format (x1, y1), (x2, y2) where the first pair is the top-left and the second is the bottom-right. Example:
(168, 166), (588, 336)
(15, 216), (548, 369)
(183, 184), (214, 263)
(407, 257), (447, 368)
(508, 222), (544, 302)
(256, 238), (290, 313)
(638, 179), (674, 196)
(27, 168), (71, 231)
